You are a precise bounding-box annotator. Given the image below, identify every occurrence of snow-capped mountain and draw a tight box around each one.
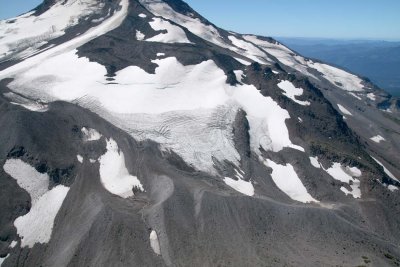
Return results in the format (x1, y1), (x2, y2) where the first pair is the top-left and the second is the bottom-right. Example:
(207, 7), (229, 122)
(0, 0), (399, 266)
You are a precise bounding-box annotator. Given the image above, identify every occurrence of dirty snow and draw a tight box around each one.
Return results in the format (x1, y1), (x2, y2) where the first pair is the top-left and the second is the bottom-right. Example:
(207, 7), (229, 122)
(81, 127), (102, 141)
(264, 159), (318, 203)
(223, 177), (254, 196)
(324, 163), (362, 198)
(99, 138), (144, 198)
(337, 104), (352, 116)
(372, 157), (399, 182)
(150, 230), (161, 255)
(3, 159), (69, 248)
(146, 17), (191, 43)
(370, 135), (385, 143)
(277, 80), (311, 106)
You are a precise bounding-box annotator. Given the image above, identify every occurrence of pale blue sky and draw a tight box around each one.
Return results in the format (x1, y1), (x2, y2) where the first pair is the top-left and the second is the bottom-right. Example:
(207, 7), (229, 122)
(0, 0), (399, 40)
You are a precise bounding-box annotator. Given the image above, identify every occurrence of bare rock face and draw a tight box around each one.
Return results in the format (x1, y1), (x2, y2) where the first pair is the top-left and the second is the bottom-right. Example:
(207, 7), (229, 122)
(0, 0), (399, 266)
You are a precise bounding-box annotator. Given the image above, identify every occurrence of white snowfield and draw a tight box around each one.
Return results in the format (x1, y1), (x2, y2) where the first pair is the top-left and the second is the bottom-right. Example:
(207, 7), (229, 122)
(9, 51), (304, 173)
(277, 80), (311, 106)
(99, 138), (144, 198)
(146, 17), (191, 43)
(139, 0), (230, 49)
(372, 157), (399, 182)
(223, 177), (255, 196)
(0, 0), (129, 79)
(370, 135), (385, 143)
(0, 0), (106, 60)
(264, 159), (318, 203)
(150, 230), (161, 255)
(242, 35), (365, 92)
(228, 35), (271, 64)
(337, 104), (353, 116)
(3, 159), (69, 248)
(325, 163), (362, 198)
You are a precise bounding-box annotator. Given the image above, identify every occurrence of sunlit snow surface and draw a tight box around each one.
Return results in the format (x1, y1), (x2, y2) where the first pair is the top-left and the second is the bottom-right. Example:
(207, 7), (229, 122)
(3, 159), (69, 248)
(325, 163), (362, 198)
(277, 80), (311, 106)
(372, 157), (399, 182)
(264, 159), (318, 203)
(370, 135), (385, 143)
(0, 0), (105, 60)
(8, 50), (303, 173)
(243, 35), (365, 92)
(150, 230), (161, 255)
(223, 177), (254, 196)
(337, 104), (353, 116)
(146, 17), (191, 43)
(99, 138), (144, 198)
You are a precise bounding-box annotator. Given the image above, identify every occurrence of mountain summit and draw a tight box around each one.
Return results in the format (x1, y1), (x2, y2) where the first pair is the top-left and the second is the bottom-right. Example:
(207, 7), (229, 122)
(0, 0), (399, 266)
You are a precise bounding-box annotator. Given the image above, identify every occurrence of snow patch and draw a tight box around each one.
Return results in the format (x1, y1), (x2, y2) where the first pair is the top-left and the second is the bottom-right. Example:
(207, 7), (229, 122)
(234, 57), (251, 65)
(367, 93), (376, 101)
(337, 104), (352, 116)
(277, 80), (311, 106)
(157, 52), (165, 57)
(9, 52), (303, 173)
(0, 255), (9, 266)
(223, 177), (254, 196)
(348, 92), (362, 100)
(228, 35), (270, 64)
(324, 163), (361, 198)
(136, 30), (145, 41)
(388, 185), (398, 192)
(308, 62), (364, 92)
(264, 159), (318, 203)
(372, 157), (399, 182)
(77, 155), (83, 163)
(81, 127), (102, 141)
(370, 135), (385, 143)
(234, 70), (244, 83)
(99, 138), (144, 198)
(146, 17), (191, 43)
(138, 13), (147, 18)
(309, 157), (321, 168)
(3, 159), (69, 248)
(9, 241), (18, 248)
(150, 230), (161, 255)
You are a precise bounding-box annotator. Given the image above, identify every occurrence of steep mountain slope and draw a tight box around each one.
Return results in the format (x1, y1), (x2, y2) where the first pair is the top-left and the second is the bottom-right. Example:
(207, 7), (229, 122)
(0, 0), (399, 266)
